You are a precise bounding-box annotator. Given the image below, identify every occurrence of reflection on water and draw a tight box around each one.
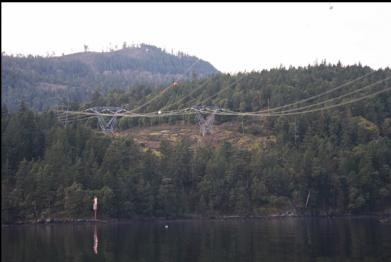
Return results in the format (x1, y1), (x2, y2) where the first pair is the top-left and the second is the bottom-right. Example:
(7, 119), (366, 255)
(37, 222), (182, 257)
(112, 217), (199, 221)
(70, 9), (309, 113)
(2, 218), (391, 262)
(93, 225), (98, 255)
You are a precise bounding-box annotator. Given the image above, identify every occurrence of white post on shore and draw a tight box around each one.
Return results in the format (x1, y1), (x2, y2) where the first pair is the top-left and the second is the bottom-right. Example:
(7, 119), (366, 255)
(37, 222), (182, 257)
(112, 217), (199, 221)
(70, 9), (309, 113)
(93, 196), (98, 221)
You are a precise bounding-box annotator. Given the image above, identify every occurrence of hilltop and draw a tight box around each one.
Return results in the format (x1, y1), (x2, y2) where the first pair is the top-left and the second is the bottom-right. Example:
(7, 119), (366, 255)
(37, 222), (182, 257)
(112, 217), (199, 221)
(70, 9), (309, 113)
(1, 43), (219, 111)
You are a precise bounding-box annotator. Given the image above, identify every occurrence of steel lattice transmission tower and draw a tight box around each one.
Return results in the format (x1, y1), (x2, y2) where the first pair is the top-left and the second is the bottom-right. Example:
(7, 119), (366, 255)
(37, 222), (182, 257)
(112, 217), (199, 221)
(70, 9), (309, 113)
(85, 107), (126, 133)
(196, 113), (215, 136)
(192, 106), (223, 136)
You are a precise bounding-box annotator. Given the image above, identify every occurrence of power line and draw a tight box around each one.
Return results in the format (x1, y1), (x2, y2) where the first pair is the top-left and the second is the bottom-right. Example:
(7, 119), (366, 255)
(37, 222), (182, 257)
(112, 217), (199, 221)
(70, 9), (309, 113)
(216, 86), (391, 117)
(160, 72), (249, 112)
(270, 76), (391, 114)
(269, 86), (391, 116)
(250, 70), (379, 114)
(60, 115), (96, 124)
(163, 70), (378, 115)
(55, 74), (390, 127)
(58, 84), (390, 121)
(159, 78), (210, 111)
(195, 73), (248, 105)
(127, 59), (201, 113)
(212, 73), (388, 116)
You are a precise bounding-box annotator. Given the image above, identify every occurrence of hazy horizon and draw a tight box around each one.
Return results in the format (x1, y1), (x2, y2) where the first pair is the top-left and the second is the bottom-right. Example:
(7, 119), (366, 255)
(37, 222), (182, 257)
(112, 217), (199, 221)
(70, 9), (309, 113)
(2, 3), (391, 73)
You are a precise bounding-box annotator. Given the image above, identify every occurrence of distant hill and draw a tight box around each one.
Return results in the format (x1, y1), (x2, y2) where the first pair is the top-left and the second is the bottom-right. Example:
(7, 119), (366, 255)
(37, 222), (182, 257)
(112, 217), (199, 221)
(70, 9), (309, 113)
(1, 44), (219, 111)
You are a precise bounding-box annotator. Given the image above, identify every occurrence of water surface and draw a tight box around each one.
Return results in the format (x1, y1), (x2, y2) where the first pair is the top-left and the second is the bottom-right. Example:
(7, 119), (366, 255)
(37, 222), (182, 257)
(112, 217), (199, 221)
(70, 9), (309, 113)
(2, 218), (391, 262)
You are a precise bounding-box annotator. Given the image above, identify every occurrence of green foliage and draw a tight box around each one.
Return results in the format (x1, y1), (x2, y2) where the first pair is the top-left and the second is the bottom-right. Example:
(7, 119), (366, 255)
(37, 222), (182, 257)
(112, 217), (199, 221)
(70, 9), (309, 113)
(64, 183), (88, 216)
(1, 44), (218, 111)
(2, 64), (391, 223)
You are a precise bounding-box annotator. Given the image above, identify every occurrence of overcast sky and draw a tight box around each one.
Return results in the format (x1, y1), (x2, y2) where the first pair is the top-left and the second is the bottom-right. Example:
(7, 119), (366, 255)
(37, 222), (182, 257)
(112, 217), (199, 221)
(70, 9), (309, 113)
(2, 3), (391, 73)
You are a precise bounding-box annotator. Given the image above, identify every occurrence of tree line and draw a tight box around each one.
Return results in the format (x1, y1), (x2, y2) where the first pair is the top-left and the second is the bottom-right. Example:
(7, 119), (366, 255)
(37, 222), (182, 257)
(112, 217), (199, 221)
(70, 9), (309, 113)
(2, 63), (391, 223)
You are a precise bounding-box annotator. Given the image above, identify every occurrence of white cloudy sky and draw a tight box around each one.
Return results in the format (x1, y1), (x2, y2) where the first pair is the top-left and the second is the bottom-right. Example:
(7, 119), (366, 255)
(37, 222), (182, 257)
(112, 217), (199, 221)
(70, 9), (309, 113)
(2, 2), (391, 73)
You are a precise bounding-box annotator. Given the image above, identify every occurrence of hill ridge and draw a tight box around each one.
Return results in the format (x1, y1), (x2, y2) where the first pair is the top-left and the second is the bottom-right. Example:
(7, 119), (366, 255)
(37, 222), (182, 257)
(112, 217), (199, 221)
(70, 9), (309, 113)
(1, 43), (219, 111)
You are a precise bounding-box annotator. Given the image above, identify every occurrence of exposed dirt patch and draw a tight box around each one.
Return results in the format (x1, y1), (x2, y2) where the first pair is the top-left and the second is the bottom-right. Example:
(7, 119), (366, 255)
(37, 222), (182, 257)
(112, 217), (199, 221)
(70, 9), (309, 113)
(113, 122), (276, 151)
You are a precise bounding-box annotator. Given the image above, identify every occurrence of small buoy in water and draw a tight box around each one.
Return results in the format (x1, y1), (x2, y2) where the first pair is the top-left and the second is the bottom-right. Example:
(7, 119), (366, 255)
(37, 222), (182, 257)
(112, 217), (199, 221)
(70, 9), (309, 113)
(164, 225), (168, 229)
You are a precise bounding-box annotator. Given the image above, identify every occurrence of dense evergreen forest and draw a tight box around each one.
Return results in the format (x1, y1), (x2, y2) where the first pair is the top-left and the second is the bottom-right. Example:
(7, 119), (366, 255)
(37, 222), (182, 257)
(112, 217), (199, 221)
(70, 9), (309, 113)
(2, 63), (391, 224)
(1, 43), (218, 112)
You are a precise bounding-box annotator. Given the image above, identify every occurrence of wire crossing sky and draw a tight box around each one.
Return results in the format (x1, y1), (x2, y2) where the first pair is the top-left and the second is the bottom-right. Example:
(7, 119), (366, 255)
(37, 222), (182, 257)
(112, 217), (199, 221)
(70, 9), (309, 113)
(2, 3), (391, 73)
(56, 71), (391, 125)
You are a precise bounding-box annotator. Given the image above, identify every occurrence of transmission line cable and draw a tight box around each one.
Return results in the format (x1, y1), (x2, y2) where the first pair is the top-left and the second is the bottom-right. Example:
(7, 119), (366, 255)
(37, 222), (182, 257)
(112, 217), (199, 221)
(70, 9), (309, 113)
(127, 59), (201, 113)
(270, 76), (391, 114)
(253, 70), (379, 113)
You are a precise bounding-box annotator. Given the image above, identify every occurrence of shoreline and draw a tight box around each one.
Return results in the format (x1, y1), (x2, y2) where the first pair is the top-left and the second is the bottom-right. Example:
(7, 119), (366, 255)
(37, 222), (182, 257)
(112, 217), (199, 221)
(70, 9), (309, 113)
(3, 213), (391, 226)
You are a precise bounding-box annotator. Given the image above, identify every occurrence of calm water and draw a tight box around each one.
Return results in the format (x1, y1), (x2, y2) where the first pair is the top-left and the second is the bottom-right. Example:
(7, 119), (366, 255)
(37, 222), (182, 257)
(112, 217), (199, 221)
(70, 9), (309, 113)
(2, 218), (391, 262)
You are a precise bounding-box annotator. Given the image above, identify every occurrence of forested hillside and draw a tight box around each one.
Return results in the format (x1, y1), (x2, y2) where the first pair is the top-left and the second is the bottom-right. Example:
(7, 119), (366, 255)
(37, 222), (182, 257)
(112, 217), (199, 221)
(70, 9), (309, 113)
(2, 63), (391, 224)
(1, 43), (218, 112)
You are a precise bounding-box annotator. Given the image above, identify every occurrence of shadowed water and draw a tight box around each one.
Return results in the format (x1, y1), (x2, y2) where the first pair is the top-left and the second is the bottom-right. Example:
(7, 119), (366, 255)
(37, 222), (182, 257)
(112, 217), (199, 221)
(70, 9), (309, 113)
(2, 218), (391, 262)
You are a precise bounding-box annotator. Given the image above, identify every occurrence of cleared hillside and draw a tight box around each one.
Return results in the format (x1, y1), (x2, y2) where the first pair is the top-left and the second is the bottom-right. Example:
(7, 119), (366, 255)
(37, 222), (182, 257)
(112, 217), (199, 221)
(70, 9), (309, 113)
(113, 122), (277, 152)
